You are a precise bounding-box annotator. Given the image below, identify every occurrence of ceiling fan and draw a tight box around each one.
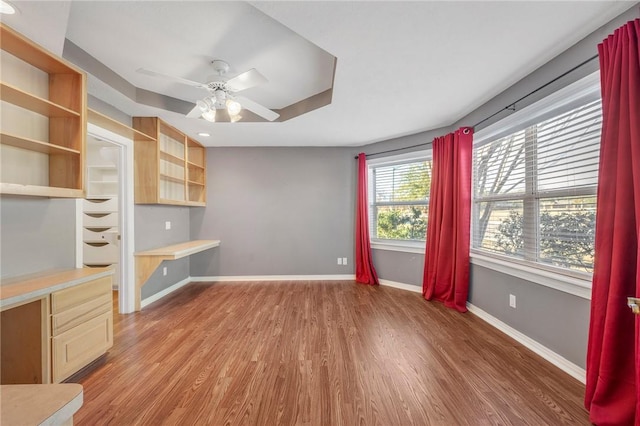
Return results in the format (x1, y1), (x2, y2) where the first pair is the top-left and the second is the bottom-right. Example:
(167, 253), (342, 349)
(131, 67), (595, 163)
(137, 60), (279, 122)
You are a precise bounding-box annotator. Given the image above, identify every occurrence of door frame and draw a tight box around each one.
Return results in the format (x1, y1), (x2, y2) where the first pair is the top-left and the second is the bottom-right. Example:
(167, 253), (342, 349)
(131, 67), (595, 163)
(77, 123), (136, 314)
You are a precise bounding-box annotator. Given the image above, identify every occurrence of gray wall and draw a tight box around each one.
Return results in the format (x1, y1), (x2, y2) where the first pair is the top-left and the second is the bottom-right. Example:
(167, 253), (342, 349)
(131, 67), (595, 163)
(135, 205), (191, 299)
(0, 197), (77, 278)
(469, 265), (590, 368)
(190, 147), (355, 277)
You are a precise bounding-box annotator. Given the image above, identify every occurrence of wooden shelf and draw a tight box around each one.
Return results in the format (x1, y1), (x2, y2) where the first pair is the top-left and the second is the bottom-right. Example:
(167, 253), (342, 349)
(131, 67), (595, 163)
(188, 180), (205, 186)
(159, 173), (185, 184)
(1, 133), (81, 155)
(1, 82), (80, 117)
(0, 25), (78, 74)
(160, 150), (185, 165)
(133, 117), (207, 206)
(88, 109), (155, 142)
(0, 183), (83, 198)
(0, 23), (86, 198)
(187, 160), (205, 169)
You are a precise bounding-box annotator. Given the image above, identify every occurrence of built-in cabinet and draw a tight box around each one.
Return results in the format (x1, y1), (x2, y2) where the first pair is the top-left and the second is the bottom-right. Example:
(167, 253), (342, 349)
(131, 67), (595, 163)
(83, 136), (121, 286)
(133, 117), (206, 206)
(0, 23), (86, 198)
(0, 269), (113, 384)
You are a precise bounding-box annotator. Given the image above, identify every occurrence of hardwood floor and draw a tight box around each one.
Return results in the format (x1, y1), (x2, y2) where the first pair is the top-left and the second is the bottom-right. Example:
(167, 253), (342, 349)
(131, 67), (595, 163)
(72, 281), (590, 425)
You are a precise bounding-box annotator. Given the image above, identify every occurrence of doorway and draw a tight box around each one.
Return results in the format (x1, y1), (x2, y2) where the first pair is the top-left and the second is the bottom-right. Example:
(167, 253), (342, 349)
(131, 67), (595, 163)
(76, 123), (136, 314)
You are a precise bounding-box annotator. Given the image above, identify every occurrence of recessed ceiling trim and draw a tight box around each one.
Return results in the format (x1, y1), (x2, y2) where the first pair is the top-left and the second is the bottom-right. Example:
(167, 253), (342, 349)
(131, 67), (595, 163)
(63, 39), (336, 123)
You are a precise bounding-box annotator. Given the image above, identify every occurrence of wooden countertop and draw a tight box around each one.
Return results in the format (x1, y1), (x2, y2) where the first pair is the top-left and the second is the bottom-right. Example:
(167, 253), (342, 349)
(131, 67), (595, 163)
(0, 268), (113, 310)
(0, 384), (83, 426)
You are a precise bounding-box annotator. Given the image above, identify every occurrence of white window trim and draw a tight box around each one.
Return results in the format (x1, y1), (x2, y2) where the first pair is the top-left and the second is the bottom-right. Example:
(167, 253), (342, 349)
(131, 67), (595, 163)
(471, 71), (600, 297)
(368, 149), (432, 252)
(371, 239), (426, 254)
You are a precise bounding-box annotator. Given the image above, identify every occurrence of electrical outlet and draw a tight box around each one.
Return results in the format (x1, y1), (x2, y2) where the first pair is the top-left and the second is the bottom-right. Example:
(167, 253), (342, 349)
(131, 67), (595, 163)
(165, 221), (171, 230)
(163, 267), (168, 276)
(509, 294), (516, 308)
(342, 257), (348, 265)
(337, 257), (342, 265)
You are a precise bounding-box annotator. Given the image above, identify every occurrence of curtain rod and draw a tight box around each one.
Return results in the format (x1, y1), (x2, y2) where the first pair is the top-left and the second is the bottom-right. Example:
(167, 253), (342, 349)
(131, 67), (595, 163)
(355, 53), (599, 160)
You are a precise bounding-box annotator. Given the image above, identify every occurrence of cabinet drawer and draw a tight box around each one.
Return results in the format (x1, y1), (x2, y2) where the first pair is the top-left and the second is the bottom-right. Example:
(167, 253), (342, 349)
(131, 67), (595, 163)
(52, 296), (111, 336)
(52, 310), (113, 383)
(83, 227), (117, 243)
(83, 243), (119, 265)
(51, 276), (112, 314)
(83, 197), (118, 213)
(83, 212), (118, 228)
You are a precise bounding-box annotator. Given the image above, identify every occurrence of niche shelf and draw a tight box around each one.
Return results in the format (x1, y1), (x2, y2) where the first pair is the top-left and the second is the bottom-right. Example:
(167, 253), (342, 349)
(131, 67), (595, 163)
(0, 23), (87, 198)
(132, 117), (206, 206)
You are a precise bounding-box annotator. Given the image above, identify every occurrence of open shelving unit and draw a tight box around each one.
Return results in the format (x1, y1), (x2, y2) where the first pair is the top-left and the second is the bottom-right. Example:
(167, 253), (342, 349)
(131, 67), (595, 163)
(132, 117), (206, 206)
(0, 23), (87, 198)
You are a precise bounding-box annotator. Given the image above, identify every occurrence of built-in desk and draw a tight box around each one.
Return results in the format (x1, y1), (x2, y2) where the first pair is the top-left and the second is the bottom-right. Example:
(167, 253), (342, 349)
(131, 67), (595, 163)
(1, 384), (83, 425)
(134, 239), (220, 310)
(0, 268), (113, 384)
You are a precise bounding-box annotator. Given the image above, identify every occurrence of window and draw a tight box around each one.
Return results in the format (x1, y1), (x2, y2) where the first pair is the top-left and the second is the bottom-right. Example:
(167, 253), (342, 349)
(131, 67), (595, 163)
(368, 152), (432, 250)
(472, 74), (601, 276)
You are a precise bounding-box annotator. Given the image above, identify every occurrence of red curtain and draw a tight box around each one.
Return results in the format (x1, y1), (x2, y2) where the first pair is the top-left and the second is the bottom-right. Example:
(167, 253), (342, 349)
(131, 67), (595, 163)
(355, 153), (379, 285)
(422, 127), (473, 312)
(585, 18), (640, 425)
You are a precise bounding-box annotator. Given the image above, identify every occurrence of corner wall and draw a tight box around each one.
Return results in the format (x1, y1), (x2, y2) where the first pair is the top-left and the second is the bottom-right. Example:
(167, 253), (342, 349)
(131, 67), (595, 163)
(361, 5), (639, 370)
(135, 205), (191, 299)
(190, 147), (356, 278)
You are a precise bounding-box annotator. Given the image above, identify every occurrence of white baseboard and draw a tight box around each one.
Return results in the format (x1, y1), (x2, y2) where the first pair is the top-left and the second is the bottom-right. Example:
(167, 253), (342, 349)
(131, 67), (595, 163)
(190, 274), (356, 282)
(378, 279), (422, 293)
(466, 303), (586, 384)
(141, 277), (191, 308)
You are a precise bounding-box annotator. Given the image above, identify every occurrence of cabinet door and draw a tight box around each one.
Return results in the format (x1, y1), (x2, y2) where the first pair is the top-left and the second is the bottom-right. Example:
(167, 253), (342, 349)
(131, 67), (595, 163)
(51, 310), (113, 383)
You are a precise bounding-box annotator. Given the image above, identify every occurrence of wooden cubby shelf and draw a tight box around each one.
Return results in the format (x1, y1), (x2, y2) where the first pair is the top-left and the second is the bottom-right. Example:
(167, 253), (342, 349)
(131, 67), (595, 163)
(0, 133), (81, 155)
(0, 23), (87, 198)
(160, 151), (186, 165)
(160, 174), (185, 184)
(133, 117), (207, 206)
(0, 83), (81, 118)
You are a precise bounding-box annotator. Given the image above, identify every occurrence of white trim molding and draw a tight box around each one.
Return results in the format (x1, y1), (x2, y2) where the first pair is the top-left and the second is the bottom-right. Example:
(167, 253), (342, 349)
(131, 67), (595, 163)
(470, 253), (592, 300)
(371, 241), (425, 254)
(191, 275), (356, 282)
(467, 303), (586, 384)
(378, 279), (422, 293)
(141, 277), (191, 309)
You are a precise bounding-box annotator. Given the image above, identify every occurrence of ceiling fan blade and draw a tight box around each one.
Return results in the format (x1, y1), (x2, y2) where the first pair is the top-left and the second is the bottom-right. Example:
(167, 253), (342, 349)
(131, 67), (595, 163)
(186, 104), (202, 118)
(226, 69), (267, 92)
(235, 96), (279, 122)
(137, 68), (207, 89)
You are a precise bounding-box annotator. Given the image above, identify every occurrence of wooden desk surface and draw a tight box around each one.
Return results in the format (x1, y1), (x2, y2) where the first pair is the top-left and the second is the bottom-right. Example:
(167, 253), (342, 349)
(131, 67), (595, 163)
(0, 384), (83, 426)
(134, 240), (220, 260)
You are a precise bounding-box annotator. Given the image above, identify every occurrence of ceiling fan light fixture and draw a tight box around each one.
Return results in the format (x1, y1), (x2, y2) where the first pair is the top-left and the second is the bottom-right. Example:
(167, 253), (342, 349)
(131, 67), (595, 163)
(226, 99), (242, 116)
(196, 99), (209, 112)
(0, 0), (17, 14)
(230, 114), (242, 123)
(202, 109), (216, 122)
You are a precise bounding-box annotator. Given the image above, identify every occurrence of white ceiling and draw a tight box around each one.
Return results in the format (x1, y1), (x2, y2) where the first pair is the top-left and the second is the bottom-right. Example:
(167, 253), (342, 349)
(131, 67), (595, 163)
(3, 1), (636, 147)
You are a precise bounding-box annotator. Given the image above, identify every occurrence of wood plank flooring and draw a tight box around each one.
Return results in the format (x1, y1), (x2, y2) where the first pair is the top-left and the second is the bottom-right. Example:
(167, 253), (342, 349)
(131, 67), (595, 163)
(72, 281), (590, 425)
